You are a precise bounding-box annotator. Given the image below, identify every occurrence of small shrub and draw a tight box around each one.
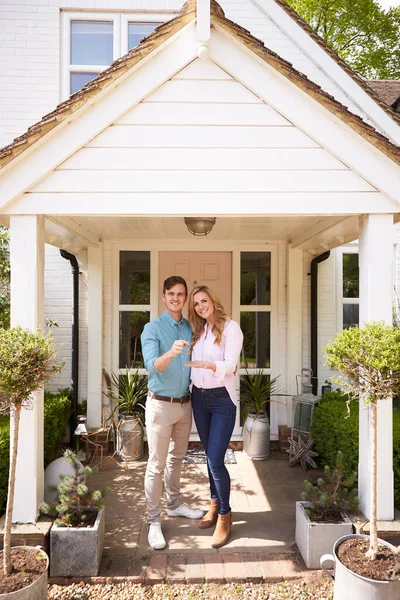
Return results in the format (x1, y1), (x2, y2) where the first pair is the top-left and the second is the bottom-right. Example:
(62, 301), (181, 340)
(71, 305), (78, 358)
(41, 448), (110, 527)
(0, 417), (10, 515)
(393, 409), (400, 508)
(311, 389), (359, 475)
(301, 451), (359, 522)
(43, 391), (71, 467)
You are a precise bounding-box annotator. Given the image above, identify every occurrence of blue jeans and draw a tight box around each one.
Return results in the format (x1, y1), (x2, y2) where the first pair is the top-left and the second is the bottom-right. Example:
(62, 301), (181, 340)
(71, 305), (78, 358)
(192, 385), (236, 515)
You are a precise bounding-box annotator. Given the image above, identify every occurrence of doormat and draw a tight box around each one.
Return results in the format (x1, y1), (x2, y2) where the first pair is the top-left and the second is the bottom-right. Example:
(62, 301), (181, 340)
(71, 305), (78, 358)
(183, 448), (237, 464)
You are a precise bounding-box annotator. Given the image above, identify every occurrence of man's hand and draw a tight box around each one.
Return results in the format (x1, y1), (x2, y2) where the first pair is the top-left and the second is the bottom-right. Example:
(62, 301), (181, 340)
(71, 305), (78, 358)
(169, 340), (190, 358)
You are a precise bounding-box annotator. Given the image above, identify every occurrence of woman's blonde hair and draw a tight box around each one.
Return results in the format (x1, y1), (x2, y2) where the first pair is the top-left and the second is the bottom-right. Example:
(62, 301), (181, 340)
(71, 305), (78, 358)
(188, 286), (229, 347)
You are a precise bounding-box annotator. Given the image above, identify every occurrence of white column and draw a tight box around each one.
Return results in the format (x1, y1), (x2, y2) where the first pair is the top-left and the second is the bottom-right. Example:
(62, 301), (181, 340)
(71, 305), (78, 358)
(286, 244), (303, 423)
(10, 215), (45, 523)
(87, 244), (103, 428)
(359, 213), (394, 520)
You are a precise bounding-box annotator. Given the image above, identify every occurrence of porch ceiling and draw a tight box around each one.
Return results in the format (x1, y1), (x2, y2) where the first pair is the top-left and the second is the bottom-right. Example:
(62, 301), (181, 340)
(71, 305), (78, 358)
(43, 214), (360, 255)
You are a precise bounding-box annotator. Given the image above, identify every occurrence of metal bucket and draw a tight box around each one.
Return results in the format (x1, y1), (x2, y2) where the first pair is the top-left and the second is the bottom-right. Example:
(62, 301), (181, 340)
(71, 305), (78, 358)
(320, 533), (400, 600)
(243, 411), (270, 460)
(118, 416), (144, 460)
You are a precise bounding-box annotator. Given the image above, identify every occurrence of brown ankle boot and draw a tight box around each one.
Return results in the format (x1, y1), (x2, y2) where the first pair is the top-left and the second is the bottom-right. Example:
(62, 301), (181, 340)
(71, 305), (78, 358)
(199, 499), (219, 529)
(211, 511), (232, 548)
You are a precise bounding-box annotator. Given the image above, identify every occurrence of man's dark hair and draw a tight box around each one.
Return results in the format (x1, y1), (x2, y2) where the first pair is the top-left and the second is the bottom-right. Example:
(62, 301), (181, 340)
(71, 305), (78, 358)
(163, 276), (188, 296)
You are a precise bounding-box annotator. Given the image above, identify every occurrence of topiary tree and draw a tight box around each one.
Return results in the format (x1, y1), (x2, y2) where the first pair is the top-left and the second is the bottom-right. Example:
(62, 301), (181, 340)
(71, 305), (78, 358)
(0, 326), (62, 576)
(324, 321), (400, 560)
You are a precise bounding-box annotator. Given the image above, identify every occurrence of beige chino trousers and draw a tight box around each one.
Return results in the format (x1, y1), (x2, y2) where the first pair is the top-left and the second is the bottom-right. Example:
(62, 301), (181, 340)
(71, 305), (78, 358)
(145, 395), (192, 524)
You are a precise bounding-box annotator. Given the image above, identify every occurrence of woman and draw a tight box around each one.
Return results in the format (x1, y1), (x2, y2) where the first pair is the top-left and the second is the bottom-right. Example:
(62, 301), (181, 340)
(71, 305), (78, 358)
(186, 286), (243, 548)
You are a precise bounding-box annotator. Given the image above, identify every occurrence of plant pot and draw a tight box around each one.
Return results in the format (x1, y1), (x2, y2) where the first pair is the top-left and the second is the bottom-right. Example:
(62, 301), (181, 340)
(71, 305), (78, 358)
(0, 546), (48, 600)
(242, 411), (270, 460)
(295, 501), (353, 569)
(50, 508), (105, 577)
(118, 416), (144, 460)
(320, 533), (400, 600)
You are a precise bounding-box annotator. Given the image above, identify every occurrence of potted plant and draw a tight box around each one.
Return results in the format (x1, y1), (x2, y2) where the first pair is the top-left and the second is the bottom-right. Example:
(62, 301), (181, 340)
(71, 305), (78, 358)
(240, 371), (289, 460)
(296, 450), (358, 569)
(321, 321), (400, 598)
(105, 368), (147, 461)
(41, 448), (109, 577)
(0, 326), (62, 599)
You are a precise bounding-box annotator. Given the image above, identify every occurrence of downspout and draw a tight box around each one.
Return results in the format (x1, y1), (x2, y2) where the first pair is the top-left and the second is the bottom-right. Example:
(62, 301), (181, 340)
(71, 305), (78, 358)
(310, 251), (330, 395)
(59, 249), (79, 445)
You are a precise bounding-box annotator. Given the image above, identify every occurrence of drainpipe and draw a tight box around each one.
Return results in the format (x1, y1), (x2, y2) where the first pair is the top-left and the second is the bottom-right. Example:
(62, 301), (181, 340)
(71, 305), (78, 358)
(59, 249), (79, 446)
(310, 251), (330, 395)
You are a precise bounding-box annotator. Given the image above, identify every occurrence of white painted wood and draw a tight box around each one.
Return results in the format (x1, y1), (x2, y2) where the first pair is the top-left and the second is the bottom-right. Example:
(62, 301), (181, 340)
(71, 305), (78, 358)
(292, 216), (359, 250)
(358, 213), (394, 520)
(286, 244), (303, 423)
(87, 244), (103, 429)
(174, 59), (232, 79)
(46, 216), (100, 247)
(0, 22), (198, 212)
(145, 79), (263, 103)
(59, 147), (346, 171)
(253, 0), (400, 145)
(117, 102), (292, 126)
(8, 192), (398, 216)
(209, 30), (400, 205)
(10, 216), (45, 523)
(197, 0), (210, 43)
(87, 125), (317, 148)
(33, 170), (374, 193)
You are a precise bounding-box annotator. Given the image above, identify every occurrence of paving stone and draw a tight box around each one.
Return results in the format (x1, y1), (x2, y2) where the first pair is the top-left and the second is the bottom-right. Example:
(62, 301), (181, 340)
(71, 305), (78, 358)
(222, 554), (245, 582)
(241, 553), (264, 582)
(146, 555), (167, 583)
(166, 555), (186, 583)
(186, 555), (205, 583)
(259, 555), (285, 583)
(204, 554), (224, 582)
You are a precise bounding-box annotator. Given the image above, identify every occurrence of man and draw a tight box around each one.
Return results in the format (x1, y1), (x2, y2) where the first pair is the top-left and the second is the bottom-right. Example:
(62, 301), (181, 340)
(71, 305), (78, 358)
(141, 276), (204, 550)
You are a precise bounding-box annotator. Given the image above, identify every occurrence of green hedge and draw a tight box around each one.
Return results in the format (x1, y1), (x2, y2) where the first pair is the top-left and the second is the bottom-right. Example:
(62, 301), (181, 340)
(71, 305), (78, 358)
(0, 390), (71, 515)
(312, 389), (400, 509)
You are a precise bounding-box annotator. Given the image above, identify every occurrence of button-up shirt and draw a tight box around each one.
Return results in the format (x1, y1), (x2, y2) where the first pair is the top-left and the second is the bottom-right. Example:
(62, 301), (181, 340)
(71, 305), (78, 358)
(191, 319), (243, 406)
(141, 310), (192, 398)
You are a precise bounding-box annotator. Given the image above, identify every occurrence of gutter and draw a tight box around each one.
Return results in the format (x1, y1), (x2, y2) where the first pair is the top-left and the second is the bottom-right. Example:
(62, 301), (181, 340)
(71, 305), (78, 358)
(310, 251), (330, 395)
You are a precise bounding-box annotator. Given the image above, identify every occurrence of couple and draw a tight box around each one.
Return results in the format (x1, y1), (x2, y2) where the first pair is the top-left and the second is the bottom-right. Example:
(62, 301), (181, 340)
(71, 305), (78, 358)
(141, 276), (243, 551)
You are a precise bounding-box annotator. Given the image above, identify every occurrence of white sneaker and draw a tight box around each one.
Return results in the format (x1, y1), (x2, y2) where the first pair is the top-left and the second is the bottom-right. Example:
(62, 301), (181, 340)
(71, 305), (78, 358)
(167, 502), (205, 519)
(148, 523), (166, 550)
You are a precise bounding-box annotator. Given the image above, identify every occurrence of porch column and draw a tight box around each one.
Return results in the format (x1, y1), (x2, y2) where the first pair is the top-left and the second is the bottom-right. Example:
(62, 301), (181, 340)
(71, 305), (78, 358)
(286, 244), (303, 422)
(87, 244), (103, 428)
(9, 215), (45, 522)
(359, 213), (394, 520)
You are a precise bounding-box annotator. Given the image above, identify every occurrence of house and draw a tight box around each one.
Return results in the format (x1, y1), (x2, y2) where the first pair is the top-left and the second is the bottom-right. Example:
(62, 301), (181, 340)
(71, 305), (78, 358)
(0, 0), (399, 528)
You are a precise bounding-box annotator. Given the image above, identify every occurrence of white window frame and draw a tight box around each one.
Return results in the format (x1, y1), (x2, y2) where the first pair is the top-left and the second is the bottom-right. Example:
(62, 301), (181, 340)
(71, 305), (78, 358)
(335, 245), (359, 331)
(61, 11), (173, 101)
(112, 242), (278, 440)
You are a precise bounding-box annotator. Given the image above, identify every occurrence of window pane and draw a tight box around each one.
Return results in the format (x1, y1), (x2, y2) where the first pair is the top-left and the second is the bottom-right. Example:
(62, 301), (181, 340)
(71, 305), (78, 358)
(70, 72), (99, 94)
(119, 311), (150, 368)
(343, 253), (359, 298)
(343, 304), (359, 329)
(120, 251), (150, 305)
(240, 311), (270, 368)
(71, 21), (113, 66)
(240, 252), (271, 305)
(128, 22), (161, 50)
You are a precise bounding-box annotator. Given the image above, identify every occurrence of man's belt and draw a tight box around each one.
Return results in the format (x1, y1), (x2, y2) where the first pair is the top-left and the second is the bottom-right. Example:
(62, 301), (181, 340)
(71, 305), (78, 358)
(148, 391), (190, 404)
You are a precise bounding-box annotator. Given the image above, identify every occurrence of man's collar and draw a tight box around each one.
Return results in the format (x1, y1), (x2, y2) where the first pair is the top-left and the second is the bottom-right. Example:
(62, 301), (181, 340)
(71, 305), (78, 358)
(162, 309), (184, 326)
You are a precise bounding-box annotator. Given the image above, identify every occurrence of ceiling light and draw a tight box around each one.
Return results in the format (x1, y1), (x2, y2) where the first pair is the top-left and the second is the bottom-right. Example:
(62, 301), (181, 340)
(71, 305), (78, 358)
(184, 217), (216, 236)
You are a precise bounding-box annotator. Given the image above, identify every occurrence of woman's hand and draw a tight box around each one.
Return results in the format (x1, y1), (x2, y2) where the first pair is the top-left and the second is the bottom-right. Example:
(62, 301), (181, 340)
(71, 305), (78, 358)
(186, 360), (216, 371)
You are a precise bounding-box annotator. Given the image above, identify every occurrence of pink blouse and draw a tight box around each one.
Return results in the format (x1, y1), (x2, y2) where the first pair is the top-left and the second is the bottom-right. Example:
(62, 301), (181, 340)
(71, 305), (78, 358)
(191, 319), (244, 406)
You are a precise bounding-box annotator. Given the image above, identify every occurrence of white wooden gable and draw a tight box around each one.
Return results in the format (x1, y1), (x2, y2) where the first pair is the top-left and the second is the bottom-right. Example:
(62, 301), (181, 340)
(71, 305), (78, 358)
(1, 19), (400, 218)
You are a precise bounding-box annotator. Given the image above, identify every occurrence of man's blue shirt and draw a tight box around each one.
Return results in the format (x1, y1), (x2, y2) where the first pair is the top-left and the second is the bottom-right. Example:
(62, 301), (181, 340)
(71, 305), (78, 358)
(141, 310), (192, 398)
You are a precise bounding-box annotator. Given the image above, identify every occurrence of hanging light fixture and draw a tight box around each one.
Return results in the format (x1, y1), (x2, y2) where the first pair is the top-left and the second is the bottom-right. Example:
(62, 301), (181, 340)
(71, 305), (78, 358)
(184, 217), (216, 236)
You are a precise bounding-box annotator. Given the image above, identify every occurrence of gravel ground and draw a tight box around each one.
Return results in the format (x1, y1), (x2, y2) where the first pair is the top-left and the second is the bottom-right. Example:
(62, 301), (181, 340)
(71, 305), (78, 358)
(48, 575), (333, 599)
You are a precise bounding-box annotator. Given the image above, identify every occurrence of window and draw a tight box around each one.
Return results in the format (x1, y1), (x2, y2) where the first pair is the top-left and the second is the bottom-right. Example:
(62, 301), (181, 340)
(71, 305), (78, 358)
(119, 251), (151, 369)
(239, 252), (272, 421)
(61, 12), (168, 99)
(337, 248), (359, 330)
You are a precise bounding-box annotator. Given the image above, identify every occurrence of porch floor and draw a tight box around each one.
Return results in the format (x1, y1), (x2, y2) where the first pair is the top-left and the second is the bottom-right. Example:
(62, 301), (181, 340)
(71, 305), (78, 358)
(77, 448), (318, 584)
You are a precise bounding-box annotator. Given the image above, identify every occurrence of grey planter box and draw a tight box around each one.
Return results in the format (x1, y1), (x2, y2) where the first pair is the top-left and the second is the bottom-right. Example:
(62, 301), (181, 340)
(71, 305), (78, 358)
(50, 508), (105, 577)
(295, 501), (353, 569)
